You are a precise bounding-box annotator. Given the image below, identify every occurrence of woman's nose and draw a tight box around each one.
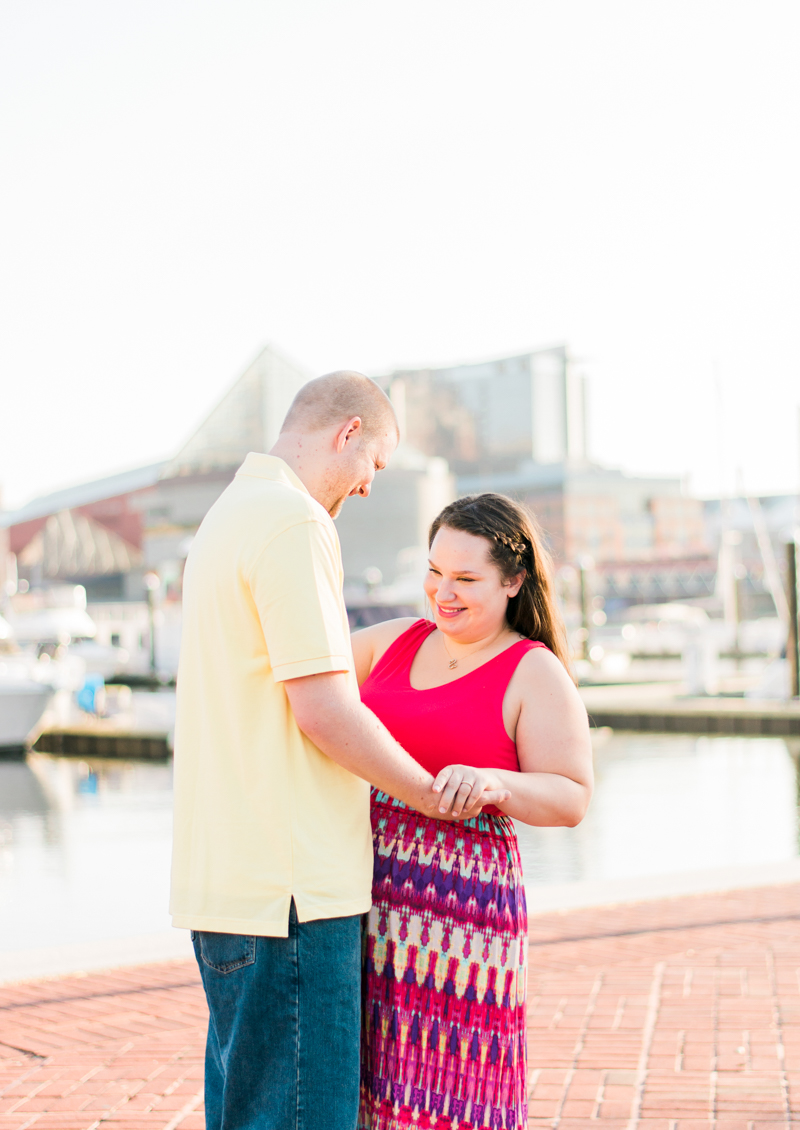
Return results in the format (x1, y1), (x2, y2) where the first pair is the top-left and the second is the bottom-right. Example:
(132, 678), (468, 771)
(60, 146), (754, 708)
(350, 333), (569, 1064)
(437, 579), (455, 601)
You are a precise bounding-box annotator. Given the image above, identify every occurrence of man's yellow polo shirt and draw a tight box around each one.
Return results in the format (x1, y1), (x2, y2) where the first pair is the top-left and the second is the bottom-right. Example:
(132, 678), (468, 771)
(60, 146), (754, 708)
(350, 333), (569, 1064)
(170, 453), (372, 937)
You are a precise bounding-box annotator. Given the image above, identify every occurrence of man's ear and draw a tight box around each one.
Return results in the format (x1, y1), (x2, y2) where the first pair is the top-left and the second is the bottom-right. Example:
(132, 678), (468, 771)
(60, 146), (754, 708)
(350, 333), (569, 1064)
(334, 416), (363, 454)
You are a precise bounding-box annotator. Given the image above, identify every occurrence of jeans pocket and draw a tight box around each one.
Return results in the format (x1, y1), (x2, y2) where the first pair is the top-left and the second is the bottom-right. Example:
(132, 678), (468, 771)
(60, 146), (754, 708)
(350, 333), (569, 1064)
(196, 931), (257, 974)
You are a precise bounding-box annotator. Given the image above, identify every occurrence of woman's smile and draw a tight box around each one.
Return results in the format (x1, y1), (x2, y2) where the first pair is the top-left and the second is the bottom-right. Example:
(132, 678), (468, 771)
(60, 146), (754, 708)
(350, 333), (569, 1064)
(436, 603), (466, 619)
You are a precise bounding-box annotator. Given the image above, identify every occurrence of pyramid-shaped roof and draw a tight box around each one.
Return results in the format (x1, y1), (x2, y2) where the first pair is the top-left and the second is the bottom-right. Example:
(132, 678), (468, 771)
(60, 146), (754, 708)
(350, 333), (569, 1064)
(161, 345), (311, 479)
(18, 509), (143, 578)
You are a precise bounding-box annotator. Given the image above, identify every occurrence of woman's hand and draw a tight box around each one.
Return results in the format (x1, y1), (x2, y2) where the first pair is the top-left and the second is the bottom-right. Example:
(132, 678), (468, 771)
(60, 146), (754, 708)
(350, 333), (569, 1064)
(432, 765), (512, 820)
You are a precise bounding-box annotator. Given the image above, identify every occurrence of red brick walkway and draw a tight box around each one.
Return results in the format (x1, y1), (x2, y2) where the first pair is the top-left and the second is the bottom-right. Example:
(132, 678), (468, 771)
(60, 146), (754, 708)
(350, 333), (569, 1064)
(2, 883), (800, 1129)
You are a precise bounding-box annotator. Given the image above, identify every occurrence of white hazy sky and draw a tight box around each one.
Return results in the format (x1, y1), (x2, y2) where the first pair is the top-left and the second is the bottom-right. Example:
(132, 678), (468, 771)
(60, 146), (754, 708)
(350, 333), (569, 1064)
(2, 1), (799, 510)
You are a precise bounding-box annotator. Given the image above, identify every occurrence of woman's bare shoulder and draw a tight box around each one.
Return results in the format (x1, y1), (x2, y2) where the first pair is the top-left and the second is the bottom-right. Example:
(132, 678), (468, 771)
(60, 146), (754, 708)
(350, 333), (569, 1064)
(514, 644), (581, 697)
(351, 616), (422, 674)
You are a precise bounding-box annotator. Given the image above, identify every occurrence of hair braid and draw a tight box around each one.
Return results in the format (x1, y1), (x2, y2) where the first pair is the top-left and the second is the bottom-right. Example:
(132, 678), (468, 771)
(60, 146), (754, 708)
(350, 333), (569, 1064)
(428, 493), (572, 678)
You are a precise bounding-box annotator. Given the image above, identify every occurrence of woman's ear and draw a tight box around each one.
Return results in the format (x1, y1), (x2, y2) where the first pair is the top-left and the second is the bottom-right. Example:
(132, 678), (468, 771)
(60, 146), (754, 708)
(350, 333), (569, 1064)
(506, 571), (526, 599)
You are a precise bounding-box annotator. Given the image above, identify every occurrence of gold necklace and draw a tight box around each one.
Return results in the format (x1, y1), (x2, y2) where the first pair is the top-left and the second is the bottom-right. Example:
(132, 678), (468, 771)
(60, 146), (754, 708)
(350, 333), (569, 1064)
(440, 632), (495, 670)
(440, 629), (525, 669)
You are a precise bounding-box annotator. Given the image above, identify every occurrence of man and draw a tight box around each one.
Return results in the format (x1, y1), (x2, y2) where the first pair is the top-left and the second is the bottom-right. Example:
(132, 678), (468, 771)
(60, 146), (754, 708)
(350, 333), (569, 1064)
(170, 371), (502, 1130)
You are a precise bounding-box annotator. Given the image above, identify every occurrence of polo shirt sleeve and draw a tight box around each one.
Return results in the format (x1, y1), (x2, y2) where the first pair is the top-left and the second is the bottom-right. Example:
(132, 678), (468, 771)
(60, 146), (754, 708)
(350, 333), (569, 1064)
(249, 517), (352, 682)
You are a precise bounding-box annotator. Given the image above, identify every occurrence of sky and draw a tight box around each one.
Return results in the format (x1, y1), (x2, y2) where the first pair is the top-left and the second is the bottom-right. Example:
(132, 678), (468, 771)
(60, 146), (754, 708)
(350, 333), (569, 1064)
(2, 0), (799, 511)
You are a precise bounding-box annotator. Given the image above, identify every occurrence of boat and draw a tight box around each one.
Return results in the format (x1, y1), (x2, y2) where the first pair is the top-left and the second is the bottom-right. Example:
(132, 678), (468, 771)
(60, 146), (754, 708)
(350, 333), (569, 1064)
(0, 614), (65, 752)
(0, 656), (54, 753)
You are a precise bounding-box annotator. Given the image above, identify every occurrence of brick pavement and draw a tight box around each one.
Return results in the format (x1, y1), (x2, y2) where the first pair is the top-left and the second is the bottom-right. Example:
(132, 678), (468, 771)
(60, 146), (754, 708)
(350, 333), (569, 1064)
(2, 882), (800, 1129)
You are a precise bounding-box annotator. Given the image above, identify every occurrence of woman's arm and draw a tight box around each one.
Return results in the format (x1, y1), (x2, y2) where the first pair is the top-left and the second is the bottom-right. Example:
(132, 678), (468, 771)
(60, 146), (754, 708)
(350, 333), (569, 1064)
(432, 649), (593, 826)
(351, 617), (419, 686)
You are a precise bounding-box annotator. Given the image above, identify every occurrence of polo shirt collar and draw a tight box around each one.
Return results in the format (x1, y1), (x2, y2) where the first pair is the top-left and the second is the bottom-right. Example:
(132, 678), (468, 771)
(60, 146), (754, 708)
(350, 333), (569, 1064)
(235, 453), (309, 496)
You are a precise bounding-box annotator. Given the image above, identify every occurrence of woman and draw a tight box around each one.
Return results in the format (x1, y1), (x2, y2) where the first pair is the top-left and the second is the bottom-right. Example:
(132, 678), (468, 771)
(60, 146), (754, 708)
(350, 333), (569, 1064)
(352, 493), (593, 1130)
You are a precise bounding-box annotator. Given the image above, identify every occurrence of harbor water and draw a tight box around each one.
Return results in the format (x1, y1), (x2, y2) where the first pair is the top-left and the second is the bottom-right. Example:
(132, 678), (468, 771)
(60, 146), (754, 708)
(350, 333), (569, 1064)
(1, 732), (799, 955)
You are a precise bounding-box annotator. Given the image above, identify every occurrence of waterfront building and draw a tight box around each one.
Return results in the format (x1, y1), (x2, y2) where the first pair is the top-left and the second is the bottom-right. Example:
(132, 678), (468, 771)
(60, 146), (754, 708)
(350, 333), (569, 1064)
(458, 461), (706, 565)
(0, 345), (452, 664)
(378, 345), (586, 475)
(6, 340), (792, 669)
(455, 459), (712, 610)
(0, 333), (312, 607)
(144, 345), (452, 595)
(1, 463), (163, 603)
(161, 344), (311, 480)
(142, 344), (313, 579)
(0, 463), (164, 670)
(336, 445), (454, 597)
(377, 346), (723, 609)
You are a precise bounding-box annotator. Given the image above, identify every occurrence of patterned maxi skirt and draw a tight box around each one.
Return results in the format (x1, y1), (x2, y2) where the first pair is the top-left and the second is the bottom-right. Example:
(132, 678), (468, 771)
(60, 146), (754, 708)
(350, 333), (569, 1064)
(359, 790), (528, 1130)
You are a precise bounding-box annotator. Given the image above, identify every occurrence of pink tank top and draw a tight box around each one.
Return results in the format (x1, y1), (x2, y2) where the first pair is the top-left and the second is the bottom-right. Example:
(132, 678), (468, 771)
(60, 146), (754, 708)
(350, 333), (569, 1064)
(360, 619), (548, 811)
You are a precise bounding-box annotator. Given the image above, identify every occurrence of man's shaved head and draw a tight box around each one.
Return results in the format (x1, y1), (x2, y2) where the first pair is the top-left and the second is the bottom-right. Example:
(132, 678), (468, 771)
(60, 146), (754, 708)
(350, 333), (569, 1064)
(271, 370), (399, 516)
(281, 370), (398, 441)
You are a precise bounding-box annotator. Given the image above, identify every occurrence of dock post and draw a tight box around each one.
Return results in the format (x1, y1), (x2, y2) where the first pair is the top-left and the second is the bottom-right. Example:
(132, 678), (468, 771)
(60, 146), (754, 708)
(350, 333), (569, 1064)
(144, 572), (161, 680)
(788, 540), (800, 699)
(578, 557), (593, 662)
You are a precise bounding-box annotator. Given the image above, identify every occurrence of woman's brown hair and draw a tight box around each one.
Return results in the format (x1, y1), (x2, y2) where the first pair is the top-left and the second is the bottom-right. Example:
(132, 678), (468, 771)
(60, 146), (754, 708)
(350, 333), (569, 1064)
(428, 492), (573, 677)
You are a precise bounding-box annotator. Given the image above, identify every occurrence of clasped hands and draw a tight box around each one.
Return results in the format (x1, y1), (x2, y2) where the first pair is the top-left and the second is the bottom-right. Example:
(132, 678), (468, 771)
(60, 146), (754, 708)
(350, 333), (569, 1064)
(426, 765), (511, 821)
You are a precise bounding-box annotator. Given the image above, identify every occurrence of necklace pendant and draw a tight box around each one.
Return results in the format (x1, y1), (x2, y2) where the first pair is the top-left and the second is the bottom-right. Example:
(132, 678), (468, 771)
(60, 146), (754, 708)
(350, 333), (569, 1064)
(448, 658), (458, 669)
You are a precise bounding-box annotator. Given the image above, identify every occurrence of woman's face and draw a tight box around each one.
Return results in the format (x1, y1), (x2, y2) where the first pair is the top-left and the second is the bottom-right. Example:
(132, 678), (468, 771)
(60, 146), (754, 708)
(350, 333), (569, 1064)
(424, 526), (524, 643)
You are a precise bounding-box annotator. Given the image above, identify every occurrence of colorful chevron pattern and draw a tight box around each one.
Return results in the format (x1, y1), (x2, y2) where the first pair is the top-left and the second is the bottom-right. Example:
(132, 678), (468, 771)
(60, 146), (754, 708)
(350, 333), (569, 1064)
(359, 790), (528, 1130)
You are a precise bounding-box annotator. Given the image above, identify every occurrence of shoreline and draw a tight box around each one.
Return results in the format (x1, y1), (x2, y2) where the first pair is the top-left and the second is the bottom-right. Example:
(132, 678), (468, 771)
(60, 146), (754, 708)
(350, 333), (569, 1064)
(5, 857), (800, 985)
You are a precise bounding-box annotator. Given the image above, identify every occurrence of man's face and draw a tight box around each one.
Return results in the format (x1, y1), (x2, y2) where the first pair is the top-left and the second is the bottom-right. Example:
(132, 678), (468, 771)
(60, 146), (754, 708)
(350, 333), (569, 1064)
(325, 427), (398, 518)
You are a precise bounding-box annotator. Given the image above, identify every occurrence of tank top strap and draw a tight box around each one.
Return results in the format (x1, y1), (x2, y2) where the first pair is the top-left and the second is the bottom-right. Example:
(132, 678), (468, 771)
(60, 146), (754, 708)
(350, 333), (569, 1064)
(477, 637), (551, 694)
(368, 618), (436, 683)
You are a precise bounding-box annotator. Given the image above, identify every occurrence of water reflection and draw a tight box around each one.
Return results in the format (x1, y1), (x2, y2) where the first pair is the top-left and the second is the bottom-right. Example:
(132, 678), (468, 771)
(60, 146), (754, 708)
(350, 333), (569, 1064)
(515, 734), (800, 886)
(1, 735), (799, 954)
(0, 753), (173, 953)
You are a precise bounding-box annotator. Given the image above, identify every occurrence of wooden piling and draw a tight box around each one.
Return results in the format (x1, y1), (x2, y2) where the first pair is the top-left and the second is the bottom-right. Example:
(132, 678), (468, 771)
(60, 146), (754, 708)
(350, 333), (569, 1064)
(787, 540), (800, 699)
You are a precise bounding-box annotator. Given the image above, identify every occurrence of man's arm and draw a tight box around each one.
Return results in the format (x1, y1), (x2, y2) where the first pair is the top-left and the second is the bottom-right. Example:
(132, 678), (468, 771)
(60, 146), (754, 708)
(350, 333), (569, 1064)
(283, 670), (510, 819)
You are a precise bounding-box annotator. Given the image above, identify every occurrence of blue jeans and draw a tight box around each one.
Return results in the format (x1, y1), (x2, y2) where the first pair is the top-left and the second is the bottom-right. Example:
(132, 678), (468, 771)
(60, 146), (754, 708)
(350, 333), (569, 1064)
(192, 901), (361, 1130)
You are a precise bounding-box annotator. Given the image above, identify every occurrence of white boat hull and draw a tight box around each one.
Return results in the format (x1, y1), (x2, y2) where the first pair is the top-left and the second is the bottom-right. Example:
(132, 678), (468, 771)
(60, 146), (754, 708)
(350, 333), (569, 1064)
(0, 684), (54, 750)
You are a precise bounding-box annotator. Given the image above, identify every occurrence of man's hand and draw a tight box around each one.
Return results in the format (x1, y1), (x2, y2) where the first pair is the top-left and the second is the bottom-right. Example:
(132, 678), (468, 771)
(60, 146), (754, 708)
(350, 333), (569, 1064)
(432, 765), (512, 819)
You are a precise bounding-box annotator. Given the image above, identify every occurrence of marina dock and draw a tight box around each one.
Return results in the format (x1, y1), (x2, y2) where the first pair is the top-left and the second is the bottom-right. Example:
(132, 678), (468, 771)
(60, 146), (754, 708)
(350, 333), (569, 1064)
(30, 690), (175, 760)
(33, 728), (170, 759)
(580, 683), (800, 737)
(18, 684), (800, 760)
